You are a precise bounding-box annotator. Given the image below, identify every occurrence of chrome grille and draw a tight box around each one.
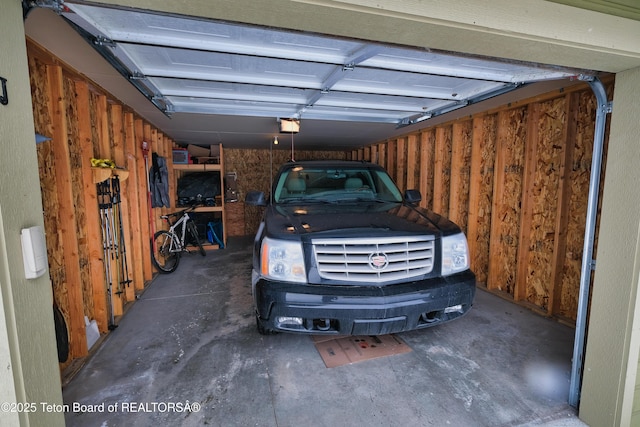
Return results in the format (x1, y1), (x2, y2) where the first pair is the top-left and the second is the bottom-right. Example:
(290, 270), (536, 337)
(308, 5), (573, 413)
(312, 236), (435, 283)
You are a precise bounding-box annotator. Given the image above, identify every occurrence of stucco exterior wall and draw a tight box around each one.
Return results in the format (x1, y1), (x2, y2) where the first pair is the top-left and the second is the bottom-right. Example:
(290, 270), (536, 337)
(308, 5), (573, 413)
(0, 3), (64, 426)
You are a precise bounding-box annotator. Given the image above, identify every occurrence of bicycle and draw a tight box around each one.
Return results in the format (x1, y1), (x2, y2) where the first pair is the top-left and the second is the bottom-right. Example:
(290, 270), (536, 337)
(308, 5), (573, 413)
(151, 206), (206, 273)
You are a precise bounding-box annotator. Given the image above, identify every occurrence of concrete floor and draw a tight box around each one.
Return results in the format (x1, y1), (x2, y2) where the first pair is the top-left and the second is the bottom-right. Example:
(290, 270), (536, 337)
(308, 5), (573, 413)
(63, 236), (587, 427)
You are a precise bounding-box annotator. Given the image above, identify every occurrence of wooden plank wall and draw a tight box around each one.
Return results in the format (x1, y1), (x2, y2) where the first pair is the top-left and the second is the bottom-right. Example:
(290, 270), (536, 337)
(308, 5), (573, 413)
(352, 81), (612, 323)
(224, 148), (347, 235)
(27, 40), (170, 369)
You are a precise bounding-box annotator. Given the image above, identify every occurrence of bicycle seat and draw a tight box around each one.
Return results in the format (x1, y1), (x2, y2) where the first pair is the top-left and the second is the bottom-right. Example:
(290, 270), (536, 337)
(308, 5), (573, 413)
(161, 211), (182, 220)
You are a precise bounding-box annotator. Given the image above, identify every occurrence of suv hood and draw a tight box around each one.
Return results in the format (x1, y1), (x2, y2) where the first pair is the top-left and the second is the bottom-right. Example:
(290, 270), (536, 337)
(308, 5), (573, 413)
(264, 201), (460, 238)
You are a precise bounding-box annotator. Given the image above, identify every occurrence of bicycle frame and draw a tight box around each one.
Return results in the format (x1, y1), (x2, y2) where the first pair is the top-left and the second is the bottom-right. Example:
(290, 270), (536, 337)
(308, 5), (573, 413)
(162, 210), (192, 254)
(152, 206), (206, 273)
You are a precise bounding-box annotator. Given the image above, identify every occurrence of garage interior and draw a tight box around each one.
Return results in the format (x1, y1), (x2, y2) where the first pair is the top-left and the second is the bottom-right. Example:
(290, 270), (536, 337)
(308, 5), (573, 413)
(3, 1), (640, 426)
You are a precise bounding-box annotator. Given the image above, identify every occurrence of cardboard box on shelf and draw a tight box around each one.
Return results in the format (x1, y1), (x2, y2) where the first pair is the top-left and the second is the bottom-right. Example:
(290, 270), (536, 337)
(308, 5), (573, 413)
(187, 144), (210, 158)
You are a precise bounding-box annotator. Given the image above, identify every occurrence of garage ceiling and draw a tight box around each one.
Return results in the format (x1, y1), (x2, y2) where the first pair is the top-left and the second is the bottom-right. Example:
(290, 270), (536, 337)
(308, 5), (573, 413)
(30, 2), (598, 150)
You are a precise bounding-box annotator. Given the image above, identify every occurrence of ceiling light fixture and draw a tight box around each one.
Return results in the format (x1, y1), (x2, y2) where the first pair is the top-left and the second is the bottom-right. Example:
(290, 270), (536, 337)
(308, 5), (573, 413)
(273, 136), (279, 145)
(279, 118), (300, 134)
(277, 118), (299, 161)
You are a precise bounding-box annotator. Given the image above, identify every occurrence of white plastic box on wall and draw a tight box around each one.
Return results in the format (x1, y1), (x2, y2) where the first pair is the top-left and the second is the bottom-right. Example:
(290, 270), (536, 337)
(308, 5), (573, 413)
(85, 316), (100, 350)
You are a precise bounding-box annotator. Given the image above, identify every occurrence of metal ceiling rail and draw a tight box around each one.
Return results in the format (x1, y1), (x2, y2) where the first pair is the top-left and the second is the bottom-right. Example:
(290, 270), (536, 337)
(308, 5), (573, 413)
(59, 16), (174, 115)
(397, 82), (524, 128)
(297, 45), (384, 119)
(165, 91), (436, 114)
(137, 63), (468, 102)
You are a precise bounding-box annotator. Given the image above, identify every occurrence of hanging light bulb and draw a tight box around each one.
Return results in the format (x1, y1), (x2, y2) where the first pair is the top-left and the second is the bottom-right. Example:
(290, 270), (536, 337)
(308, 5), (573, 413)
(273, 136), (279, 145)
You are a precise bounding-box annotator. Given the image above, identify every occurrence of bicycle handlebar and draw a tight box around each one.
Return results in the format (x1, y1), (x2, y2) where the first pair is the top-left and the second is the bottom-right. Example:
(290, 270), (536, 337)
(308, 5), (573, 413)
(160, 205), (197, 220)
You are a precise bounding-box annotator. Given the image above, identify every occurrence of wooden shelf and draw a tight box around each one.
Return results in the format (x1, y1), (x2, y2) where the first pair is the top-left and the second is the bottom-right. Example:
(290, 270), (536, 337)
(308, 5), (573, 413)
(176, 206), (223, 213)
(91, 167), (129, 184)
(172, 144), (226, 249)
(173, 163), (221, 172)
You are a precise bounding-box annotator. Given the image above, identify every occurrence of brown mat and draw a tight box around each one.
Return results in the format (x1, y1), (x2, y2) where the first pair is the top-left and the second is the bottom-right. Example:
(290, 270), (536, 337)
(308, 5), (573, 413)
(312, 334), (412, 368)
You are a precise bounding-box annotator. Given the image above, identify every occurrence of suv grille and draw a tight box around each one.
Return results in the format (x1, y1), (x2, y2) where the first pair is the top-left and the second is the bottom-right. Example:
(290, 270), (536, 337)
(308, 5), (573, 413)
(312, 236), (435, 283)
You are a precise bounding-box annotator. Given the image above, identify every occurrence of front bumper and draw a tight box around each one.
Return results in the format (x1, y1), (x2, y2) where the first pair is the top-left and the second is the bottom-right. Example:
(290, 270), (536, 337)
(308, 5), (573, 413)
(253, 270), (476, 335)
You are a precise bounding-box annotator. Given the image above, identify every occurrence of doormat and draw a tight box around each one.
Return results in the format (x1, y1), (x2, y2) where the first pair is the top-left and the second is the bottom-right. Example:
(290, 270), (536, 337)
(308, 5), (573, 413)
(312, 334), (412, 368)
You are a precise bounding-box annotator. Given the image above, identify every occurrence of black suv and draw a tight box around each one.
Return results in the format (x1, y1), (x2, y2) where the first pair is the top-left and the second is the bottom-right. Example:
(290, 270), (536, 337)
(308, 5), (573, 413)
(246, 160), (475, 335)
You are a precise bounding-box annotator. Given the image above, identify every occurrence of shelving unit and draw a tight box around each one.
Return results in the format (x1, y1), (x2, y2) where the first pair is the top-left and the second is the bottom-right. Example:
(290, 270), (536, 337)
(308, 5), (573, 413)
(172, 145), (226, 248)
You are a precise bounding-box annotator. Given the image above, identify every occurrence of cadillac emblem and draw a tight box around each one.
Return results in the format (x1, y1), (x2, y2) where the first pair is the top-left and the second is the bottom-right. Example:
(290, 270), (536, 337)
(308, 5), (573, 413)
(368, 253), (389, 270)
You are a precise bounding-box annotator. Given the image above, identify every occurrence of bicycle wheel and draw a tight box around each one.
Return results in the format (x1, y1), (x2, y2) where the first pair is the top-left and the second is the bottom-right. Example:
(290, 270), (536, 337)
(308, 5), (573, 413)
(188, 221), (206, 256)
(152, 231), (181, 273)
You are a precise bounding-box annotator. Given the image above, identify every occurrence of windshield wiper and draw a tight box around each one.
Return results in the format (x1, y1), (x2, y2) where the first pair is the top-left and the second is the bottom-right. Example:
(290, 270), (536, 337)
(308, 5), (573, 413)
(330, 196), (383, 203)
(277, 197), (307, 203)
(278, 198), (334, 204)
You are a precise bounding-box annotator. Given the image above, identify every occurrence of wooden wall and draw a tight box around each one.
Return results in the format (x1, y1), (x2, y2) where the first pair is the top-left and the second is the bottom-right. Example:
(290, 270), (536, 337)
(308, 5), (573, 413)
(27, 40), (175, 369)
(351, 82), (611, 323)
(224, 148), (347, 235)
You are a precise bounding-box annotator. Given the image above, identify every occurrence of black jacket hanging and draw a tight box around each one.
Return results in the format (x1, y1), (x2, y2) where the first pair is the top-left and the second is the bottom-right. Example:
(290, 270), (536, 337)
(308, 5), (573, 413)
(150, 153), (170, 208)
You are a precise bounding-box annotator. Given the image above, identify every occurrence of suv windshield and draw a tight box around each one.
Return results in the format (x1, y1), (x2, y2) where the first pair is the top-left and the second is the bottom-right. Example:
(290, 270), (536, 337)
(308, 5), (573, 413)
(273, 166), (403, 204)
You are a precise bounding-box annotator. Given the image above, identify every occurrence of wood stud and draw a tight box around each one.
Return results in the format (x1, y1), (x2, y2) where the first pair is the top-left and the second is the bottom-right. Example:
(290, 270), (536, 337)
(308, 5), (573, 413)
(46, 63), (88, 360)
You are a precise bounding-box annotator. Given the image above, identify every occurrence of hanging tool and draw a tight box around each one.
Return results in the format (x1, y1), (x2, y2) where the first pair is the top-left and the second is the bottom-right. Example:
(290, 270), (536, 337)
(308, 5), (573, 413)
(97, 179), (117, 330)
(109, 178), (122, 298)
(112, 176), (131, 289)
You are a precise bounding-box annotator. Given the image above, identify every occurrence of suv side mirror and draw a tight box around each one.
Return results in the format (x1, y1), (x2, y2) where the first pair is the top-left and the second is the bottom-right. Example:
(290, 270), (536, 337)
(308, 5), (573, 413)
(245, 191), (267, 206)
(404, 189), (422, 204)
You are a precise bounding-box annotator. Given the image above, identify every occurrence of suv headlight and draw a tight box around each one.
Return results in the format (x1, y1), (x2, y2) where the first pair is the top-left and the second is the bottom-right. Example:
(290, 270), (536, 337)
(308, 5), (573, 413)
(260, 237), (306, 283)
(441, 232), (470, 276)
